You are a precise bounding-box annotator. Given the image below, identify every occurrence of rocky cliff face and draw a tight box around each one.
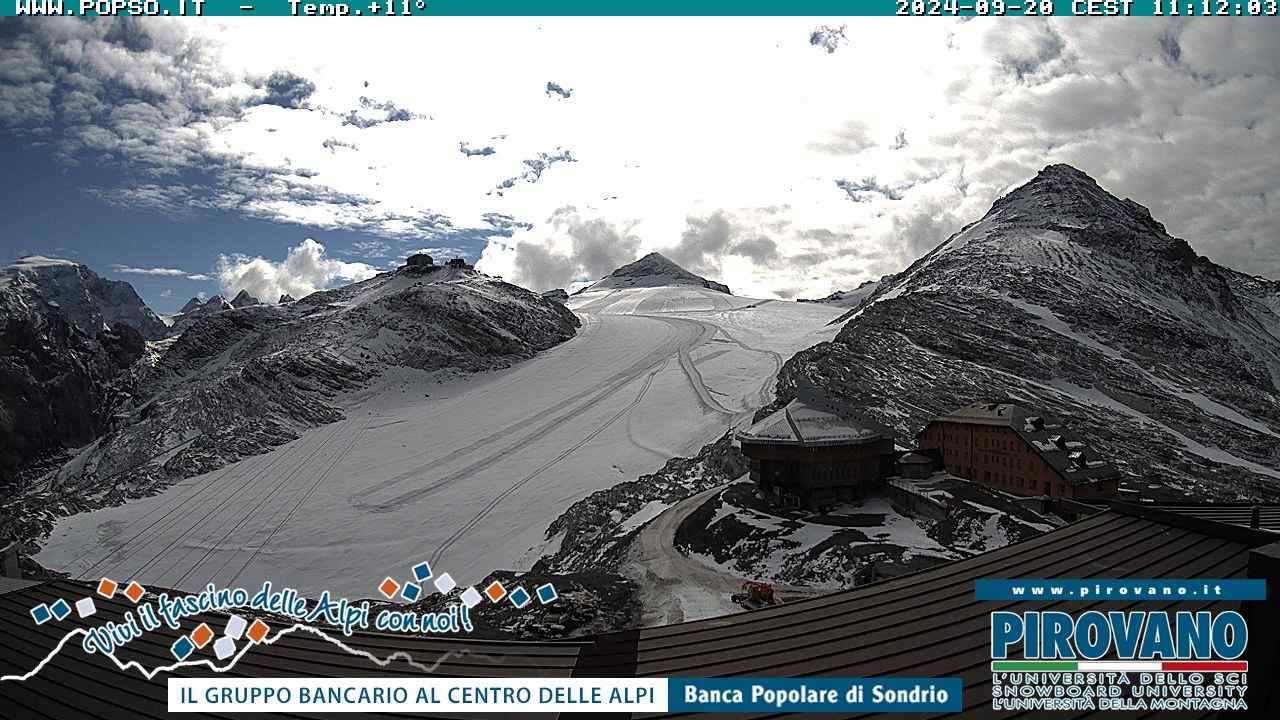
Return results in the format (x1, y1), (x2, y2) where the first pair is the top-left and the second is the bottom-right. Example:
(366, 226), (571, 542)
(776, 165), (1280, 502)
(0, 284), (144, 488)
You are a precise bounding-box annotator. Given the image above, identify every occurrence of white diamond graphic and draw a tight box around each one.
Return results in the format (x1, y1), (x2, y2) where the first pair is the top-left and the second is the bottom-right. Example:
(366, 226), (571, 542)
(225, 615), (247, 640)
(434, 573), (456, 594)
(75, 597), (96, 618)
(214, 636), (236, 660)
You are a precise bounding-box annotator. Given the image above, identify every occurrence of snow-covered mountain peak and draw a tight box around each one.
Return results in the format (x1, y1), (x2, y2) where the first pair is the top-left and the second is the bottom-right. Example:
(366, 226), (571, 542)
(583, 252), (731, 294)
(1, 255), (168, 340)
(846, 164), (1215, 319)
(783, 165), (1280, 503)
(980, 164), (1170, 247)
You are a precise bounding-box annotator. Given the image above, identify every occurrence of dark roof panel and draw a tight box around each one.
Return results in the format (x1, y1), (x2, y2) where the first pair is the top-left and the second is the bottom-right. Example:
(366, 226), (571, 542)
(1147, 502), (1280, 532)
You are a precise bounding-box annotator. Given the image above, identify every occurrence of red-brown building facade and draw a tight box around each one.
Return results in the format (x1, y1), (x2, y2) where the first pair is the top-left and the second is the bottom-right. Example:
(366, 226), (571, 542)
(917, 402), (1120, 499)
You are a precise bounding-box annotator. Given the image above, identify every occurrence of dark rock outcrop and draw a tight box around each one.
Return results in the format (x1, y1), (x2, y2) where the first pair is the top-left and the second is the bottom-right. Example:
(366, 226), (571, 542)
(0, 309), (142, 489)
(230, 289), (260, 308)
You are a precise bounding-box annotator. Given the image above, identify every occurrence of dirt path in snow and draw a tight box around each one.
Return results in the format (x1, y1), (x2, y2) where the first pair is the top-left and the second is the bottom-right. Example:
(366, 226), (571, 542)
(623, 484), (745, 626)
(623, 483), (833, 626)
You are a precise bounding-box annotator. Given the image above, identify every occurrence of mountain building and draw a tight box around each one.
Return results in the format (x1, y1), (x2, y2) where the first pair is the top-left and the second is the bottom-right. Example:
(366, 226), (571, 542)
(737, 385), (895, 509)
(895, 452), (935, 479)
(916, 402), (1120, 499)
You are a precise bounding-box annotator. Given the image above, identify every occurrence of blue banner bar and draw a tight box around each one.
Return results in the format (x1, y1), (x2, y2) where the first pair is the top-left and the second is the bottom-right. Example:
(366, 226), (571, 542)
(668, 677), (962, 713)
(975, 579), (1267, 601)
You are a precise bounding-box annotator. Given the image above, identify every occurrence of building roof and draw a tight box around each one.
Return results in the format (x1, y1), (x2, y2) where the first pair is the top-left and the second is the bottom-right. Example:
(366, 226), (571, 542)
(737, 389), (892, 447)
(2, 504), (1275, 718)
(1147, 502), (1280, 532)
(923, 401), (1121, 485)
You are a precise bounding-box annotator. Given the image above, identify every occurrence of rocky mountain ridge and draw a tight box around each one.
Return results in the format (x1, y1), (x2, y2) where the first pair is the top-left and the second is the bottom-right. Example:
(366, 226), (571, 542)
(777, 164), (1280, 501)
(2, 262), (580, 545)
(2, 257), (168, 340)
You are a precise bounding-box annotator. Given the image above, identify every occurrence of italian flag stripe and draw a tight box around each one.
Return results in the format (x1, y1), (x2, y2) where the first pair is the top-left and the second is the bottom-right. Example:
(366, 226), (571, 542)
(991, 660), (1247, 672)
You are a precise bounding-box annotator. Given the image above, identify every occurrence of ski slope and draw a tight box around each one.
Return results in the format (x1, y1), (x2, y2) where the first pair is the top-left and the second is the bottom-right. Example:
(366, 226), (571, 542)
(36, 287), (844, 597)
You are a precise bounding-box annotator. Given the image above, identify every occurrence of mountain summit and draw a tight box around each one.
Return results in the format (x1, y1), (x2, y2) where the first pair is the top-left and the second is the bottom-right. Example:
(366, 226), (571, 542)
(779, 164), (1280, 502)
(584, 252), (731, 294)
(230, 289), (261, 308)
(1, 256), (167, 340)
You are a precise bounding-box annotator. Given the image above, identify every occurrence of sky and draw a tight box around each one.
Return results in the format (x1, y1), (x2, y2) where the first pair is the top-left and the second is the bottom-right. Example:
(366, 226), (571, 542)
(0, 17), (1277, 313)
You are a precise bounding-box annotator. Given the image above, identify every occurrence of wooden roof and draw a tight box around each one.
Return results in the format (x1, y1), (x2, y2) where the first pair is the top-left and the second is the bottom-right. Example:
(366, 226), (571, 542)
(2, 504), (1274, 719)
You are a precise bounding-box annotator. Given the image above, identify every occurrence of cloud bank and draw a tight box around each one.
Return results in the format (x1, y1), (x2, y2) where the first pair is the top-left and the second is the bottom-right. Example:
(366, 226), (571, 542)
(215, 239), (378, 302)
(2, 18), (1278, 301)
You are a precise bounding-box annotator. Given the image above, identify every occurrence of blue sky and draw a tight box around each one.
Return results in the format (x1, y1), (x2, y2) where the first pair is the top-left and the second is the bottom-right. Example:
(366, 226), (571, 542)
(2, 17), (1277, 312)
(3, 136), (471, 312)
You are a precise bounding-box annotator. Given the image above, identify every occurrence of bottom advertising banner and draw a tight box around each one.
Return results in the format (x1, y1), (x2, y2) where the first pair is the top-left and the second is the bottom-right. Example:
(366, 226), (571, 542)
(168, 677), (963, 713)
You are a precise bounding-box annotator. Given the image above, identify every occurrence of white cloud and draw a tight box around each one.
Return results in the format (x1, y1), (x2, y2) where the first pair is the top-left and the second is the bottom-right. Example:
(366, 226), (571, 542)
(479, 208), (642, 291)
(109, 264), (211, 281)
(215, 238), (379, 302)
(3, 17), (1279, 297)
(109, 264), (188, 276)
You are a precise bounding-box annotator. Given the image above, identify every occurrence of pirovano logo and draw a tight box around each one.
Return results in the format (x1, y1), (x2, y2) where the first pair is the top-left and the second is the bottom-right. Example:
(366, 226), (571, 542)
(981, 579), (1259, 713)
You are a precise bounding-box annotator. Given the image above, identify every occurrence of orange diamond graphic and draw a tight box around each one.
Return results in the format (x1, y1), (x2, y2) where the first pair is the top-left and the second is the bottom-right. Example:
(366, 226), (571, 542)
(123, 581), (145, 603)
(97, 578), (118, 599)
(378, 577), (400, 600)
(191, 623), (215, 649)
(247, 619), (269, 644)
(484, 581), (506, 602)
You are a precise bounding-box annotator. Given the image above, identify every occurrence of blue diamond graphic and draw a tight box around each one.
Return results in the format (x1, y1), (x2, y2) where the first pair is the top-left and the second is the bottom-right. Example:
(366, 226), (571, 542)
(171, 636), (195, 661)
(49, 599), (71, 621)
(536, 583), (558, 605)
(412, 562), (432, 582)
(509, 586), (531, 609)
(30, 604), (51, 625)
(402, 582), (421, 602)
